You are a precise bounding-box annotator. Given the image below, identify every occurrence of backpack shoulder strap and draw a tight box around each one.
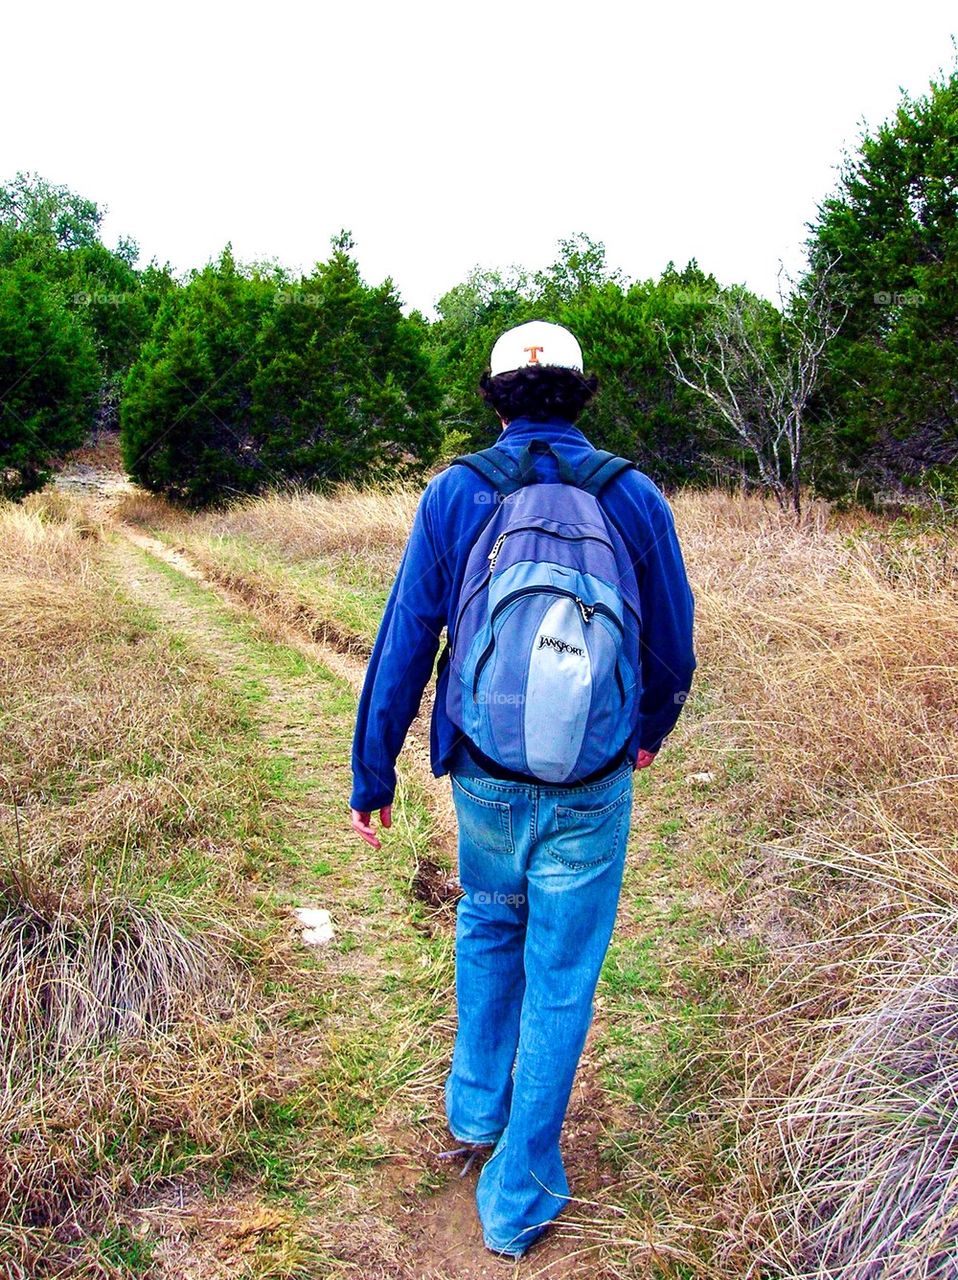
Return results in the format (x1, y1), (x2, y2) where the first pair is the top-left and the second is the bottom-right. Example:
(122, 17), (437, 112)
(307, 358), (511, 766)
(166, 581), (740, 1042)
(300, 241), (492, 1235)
(449, 446), (529, 496)
(574, 450), (636, 496)
(453, 444), (635, 497)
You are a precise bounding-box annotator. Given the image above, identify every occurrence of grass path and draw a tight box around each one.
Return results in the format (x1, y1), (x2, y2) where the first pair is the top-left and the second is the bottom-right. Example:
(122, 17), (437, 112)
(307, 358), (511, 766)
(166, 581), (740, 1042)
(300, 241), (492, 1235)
(104, 531), (626, 1279)
(97, 510), (764, 1279)
(107, 533), (448, 1274)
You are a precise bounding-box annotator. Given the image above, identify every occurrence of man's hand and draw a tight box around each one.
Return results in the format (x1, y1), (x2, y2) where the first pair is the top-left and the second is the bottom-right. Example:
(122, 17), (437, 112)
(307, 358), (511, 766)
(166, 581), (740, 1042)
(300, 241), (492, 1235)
(350, 805), (392, 849)
(635, 749), (657, 770)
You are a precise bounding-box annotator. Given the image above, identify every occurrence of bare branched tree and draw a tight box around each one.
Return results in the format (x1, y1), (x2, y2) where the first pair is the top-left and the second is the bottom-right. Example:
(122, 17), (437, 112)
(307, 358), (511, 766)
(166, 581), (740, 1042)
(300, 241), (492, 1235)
(660, 257), (847, 514)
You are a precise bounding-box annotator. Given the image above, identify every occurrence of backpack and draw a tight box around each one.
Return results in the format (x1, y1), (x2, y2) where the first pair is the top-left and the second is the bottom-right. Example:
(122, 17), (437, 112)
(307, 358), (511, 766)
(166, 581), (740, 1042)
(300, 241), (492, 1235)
(444, 438), (642, 784)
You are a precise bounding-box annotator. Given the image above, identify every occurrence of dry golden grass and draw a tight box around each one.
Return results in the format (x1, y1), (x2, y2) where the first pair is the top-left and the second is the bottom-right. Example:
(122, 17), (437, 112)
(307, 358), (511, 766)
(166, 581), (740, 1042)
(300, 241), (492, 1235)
(0, 496), (280, 1277)
(204, 483), (422, 562)
(114, 482), (422, 585)
(1, 491), (103, 571)
(111, 486), (184, 531)
(660, 491), (958, 1277)
(674, 490), (958, 859)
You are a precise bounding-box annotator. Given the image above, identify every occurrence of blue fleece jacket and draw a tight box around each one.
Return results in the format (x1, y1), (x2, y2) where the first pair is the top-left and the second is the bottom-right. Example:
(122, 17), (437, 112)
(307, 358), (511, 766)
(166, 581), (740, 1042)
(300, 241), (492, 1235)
(349, 416), (696, 812)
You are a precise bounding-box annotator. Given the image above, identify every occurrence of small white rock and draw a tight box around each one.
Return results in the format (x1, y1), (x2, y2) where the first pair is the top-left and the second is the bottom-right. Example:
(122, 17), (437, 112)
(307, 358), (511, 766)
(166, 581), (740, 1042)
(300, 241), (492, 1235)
(686, 771), (716, 785)
(293, 907), (334, 945)
(293, 907), (329, 927)
(301, 924), (335, 945)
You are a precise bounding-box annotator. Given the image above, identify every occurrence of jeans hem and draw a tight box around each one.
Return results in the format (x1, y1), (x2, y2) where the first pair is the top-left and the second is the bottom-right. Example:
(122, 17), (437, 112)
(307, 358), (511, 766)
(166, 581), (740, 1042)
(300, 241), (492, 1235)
(482, 1226), (547, 1258)
(482, 1236), (530, 1259)
(449, 1125), (501, 1147)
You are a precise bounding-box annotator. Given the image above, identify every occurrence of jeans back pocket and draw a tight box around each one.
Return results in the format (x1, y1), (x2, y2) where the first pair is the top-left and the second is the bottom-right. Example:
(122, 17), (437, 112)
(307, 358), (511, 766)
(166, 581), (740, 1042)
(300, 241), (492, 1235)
(549, 786), (632, 870)
(451, 774), (516, 856)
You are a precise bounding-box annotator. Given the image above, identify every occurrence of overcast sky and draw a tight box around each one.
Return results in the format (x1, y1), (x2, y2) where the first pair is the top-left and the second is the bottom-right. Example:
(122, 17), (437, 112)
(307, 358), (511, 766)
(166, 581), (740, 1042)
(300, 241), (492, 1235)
(4, 2), (955, 315)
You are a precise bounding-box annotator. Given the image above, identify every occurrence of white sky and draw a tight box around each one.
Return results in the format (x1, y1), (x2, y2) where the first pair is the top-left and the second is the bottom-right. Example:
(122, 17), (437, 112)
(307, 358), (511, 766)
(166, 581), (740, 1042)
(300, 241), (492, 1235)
(3, 1), (956, 315)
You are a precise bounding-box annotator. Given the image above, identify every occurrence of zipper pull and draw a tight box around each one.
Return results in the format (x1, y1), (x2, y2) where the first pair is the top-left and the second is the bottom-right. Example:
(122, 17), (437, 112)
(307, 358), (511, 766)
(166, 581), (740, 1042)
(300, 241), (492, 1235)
(575, 597), (595, 623)
(488, 533), (506, 568)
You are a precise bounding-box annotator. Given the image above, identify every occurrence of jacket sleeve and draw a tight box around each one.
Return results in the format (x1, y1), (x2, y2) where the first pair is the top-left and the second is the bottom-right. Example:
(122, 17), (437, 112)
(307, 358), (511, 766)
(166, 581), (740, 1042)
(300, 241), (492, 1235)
(627, 485), (696, 756)
(349, 484), (448, 812)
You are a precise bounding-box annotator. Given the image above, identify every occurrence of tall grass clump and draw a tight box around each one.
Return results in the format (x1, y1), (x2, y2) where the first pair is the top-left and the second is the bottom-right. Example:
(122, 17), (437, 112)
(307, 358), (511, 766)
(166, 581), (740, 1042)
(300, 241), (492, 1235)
(767, 907), (958, 1278)
(0, 861), (226, 1065)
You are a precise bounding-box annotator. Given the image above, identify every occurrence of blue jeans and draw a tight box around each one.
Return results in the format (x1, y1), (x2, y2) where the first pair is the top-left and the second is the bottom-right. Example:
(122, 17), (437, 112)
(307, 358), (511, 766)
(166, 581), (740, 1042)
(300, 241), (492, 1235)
(444, 742), (634, 1256)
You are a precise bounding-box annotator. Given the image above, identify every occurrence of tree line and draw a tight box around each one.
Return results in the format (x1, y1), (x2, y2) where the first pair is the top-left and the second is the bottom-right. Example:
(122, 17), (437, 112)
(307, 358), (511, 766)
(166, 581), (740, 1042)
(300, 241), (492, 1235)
(1, 67), (955, 511)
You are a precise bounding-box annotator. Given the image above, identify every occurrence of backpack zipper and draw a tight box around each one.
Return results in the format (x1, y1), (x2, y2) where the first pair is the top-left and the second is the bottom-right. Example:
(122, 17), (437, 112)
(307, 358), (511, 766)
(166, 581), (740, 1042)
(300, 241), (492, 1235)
(472, 585), (625, 700)
(451, 570), (492, 656)
(488, 526), (613, 570)
(486, 526), (641, 626)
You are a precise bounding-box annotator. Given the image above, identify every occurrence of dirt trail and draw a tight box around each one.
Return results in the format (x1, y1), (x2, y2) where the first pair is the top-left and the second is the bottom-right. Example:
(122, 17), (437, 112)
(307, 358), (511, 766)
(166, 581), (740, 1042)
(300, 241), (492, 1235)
(84, 475), (629, 1280)
(117, 521), (460, 862)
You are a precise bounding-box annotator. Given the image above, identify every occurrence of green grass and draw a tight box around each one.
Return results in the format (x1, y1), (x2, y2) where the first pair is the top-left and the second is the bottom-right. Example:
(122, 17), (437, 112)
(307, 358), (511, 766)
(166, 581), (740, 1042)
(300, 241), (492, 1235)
(158, 529), (389, 645)
(125, 544), (456, 1211)
(95, 1226), (155, 1274)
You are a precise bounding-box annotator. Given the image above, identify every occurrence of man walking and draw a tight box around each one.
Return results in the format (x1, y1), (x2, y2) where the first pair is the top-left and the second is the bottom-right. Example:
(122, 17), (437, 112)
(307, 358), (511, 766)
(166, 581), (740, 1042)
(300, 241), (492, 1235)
(350, 320), (695, 1258)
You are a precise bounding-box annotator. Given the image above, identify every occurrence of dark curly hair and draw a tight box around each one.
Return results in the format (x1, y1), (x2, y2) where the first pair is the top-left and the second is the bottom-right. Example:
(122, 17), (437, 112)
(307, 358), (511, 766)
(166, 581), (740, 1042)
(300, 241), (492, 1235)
(478, 364), (598, 424)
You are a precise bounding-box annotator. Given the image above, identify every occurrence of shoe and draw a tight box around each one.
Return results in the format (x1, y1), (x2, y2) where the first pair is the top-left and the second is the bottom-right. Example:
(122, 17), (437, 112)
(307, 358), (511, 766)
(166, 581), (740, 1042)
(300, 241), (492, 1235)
(487, 1250), (522, 1264)
(484, 1242), (525, 1263)
(435, 1141), (494, 1178)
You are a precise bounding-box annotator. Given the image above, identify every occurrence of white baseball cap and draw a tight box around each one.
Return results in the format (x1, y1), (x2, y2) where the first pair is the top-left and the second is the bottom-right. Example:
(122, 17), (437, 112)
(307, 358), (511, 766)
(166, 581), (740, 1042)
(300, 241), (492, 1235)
(489, 320), (584, 377)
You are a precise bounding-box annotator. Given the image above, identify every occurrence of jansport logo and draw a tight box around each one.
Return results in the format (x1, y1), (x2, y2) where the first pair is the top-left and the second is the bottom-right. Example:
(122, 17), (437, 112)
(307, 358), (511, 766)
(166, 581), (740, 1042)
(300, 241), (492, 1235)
(538, 635), (584, 657)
